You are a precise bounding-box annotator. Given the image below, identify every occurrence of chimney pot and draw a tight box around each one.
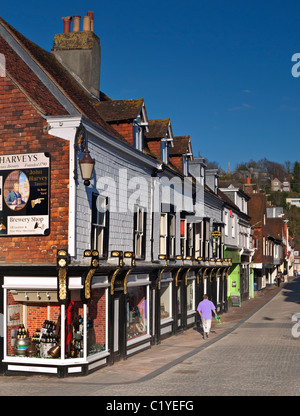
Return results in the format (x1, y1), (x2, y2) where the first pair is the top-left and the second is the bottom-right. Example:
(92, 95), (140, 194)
(62, 16), (72, 34)
(73, 15), (81, 32)
(87, 11), (94, 31)
(82, 15), (91, 32)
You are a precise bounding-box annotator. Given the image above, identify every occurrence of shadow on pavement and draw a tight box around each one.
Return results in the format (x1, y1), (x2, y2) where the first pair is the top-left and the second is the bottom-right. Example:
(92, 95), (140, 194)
(281, 277), (300, 305)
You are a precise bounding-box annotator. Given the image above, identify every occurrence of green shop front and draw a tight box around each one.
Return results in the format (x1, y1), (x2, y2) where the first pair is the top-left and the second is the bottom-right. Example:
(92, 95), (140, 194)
(225, 248), (251, 306)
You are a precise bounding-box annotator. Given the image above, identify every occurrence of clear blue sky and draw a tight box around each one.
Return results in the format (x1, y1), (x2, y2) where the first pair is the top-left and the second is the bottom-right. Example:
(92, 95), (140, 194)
(2, 0), (300, 172)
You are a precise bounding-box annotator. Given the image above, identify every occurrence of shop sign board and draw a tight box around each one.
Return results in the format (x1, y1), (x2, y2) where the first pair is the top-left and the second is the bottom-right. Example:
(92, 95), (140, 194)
(0, 152), (50, 236)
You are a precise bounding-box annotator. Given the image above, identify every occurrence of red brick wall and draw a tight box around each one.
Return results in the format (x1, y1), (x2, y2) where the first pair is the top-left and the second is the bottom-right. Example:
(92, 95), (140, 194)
(110, 122), (134, 146)
(89, 288), (106, 347)
(0, 76), (69, 264)
(147, 139), (161, 159)
(169, 155), (183, 172)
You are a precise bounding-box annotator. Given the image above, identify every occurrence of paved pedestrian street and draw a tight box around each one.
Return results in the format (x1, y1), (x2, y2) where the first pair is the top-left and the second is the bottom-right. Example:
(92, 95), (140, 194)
(1, 278), (300, 397)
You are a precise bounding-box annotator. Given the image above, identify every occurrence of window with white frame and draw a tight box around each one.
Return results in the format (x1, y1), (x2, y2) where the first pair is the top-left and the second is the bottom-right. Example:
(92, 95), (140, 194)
(161, 140), (169, 164)
(160, 213), (168, 256)
(187, 278), (195, 312)
(91, 194), (109, 258)
(224, 211), (228, 236)
(133, 116), (143, 151)
(160, 281), (172, 320)
(231, 215), (235, 238)
(195, 221), (203, 258)
(182, 155), (189, 176)
(180, 219), (187, 257)
(159, 212), (176, 258)
(134, 206), (146, 259)
(187, 222), (194, 257)
(169, 214), (176, 258)
(204, 219), (210, 258)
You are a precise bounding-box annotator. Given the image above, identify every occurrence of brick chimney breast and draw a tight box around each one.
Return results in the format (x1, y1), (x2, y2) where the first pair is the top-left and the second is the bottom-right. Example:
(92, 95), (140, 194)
(52, 12), (100, 98)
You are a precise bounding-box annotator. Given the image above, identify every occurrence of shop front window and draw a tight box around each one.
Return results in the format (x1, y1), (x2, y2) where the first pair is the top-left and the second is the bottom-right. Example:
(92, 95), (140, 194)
(160, 281), (172, 321)
(177, 286), (181, 314)
(187, 279), (195, 312)
(127, 286), (148, 341)
(86, 288), (107, 356)
(5, 286), (107, 360)
(6, 289), (61, 359)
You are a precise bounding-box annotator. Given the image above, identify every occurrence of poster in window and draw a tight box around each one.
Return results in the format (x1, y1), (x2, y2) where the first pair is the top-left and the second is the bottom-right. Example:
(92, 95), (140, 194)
(0, 152), (50, 236)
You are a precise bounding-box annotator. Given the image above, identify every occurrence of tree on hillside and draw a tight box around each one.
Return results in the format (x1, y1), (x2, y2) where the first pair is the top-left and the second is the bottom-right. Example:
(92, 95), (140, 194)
(291, 161), (300, 193)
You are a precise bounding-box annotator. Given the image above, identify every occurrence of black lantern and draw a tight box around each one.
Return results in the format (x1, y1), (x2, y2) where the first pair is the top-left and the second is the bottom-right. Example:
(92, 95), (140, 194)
(75, 125), (95, 186)
(79, 150), (95, 186)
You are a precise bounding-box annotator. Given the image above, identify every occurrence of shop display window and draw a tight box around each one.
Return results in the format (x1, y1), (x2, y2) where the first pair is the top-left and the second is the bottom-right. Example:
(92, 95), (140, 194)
(160, 282), (172, 321)
(6, 289), (61, 359)
(127, 286), (148, 341)
(86, 288), (106, 356)
(5, 287), (107, 360)
(187, 279), (195, 312)
(177, 285), (181, 314)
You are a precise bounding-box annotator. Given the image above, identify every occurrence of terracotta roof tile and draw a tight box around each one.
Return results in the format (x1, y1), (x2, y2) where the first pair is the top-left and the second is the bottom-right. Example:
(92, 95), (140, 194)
(267, 217), (284, 241)
(145, 119), (170, 139)
(94, 99), (145, 122)
(169, 136), (191, 156)
(0, 36), (67, 116)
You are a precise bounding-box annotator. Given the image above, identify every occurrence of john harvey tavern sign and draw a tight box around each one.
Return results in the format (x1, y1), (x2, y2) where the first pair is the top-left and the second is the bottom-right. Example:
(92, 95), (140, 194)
(0, 152), (50, 236)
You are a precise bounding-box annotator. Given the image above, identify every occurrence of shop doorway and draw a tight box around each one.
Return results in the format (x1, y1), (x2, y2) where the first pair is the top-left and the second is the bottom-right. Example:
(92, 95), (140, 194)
(112, 291), (125, 362)
(176, 282), (184, 331)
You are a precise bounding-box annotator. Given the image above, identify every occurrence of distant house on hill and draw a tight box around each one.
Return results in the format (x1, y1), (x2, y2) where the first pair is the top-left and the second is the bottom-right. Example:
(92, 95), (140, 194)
(271, 177), (290, 192)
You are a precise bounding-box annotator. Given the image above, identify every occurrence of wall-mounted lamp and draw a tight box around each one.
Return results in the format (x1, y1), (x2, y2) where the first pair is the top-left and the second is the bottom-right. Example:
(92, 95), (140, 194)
(75, 125), (95, 186)
(111, 250), (124, 267)
(124, 251), (136, 267)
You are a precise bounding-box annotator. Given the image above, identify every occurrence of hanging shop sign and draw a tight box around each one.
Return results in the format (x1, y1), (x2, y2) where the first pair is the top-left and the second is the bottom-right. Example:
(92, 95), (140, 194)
(0, 152), (50, 236)
(211, 230), (222, 239)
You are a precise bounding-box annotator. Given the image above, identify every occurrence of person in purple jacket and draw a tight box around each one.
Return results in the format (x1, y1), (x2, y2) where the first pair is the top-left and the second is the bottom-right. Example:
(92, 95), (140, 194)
(197, 294), (219, 339)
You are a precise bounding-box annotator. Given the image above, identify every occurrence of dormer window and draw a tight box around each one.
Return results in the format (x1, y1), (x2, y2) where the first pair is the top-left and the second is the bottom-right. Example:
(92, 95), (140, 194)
(133, 115), (144, 151)
(183, 155), (189, 176)
(161, 139), (169, 164)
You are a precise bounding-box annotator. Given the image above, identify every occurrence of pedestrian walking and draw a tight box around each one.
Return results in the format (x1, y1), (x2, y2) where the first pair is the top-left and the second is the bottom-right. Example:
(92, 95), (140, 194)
(276, 272), (282, 287)
(197, 294), (218, 339)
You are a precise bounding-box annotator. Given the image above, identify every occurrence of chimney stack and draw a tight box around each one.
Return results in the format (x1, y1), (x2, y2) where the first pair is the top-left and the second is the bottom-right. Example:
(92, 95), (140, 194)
(243, 177), (254, 195)
(52, 12), (101, 98)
